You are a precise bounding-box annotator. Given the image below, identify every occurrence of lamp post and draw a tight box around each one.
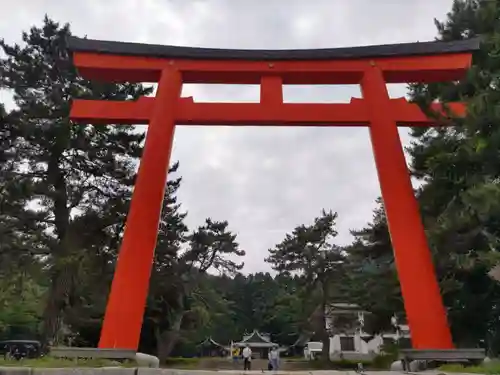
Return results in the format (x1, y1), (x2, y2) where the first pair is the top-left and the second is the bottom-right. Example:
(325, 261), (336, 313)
(357, 311), (365, 335)
(391, 314), (401, 346)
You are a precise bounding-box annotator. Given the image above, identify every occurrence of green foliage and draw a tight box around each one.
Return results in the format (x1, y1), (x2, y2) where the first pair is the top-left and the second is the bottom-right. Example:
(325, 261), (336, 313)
(141, 163), (246, 361)
(371, 354), (397, 370)
(266, 210), (346, 360)
(439, 361), (500, 374)
(0, 16), (152, 345)
(0, 276), (45, 340)
(370, 341), (400, 369)
(163, 357), (200, 368)
(406, 0), (500, 351)
(335, 0), (500, 354)
(342, 199), (404, 333)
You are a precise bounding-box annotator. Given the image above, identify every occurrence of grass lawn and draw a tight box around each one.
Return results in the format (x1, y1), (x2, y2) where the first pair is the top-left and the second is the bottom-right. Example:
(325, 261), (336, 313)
(7, 355), (499, 372)
(0, 356), (136, 368)
(439, 361), (500, 374)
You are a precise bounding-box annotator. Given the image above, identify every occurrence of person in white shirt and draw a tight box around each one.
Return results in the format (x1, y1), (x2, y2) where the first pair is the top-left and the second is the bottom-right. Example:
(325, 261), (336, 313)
(242, 345), (252, 370)
(268, 346), (279, 371)
(303, 347), (309, 360)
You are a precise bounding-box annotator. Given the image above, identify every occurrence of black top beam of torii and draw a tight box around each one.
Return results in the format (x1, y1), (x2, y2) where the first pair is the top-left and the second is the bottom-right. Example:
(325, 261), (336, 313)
(67, 36), (480, 61)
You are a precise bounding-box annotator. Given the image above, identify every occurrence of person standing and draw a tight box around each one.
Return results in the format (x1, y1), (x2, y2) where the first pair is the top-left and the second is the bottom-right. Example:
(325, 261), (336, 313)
(269, 346), (279, 371)
(232, 347), (239, 364)
(242, 344), (252, 371)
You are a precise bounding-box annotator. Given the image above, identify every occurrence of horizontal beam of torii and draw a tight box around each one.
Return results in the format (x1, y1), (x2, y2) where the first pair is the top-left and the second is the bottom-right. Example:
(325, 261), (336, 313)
(67, 35), (480, 352)
(71, 96), (465, 126)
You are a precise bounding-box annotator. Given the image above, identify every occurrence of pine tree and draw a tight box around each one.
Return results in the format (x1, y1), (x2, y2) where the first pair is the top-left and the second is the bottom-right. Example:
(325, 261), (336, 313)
(0, 102), (46, 289)
(142, 162), (245, 361)
(342, 199), (404, 333)
(266, 210), (345, 361)
(0, 17), (152, 345)
(405, 0), (500, 351)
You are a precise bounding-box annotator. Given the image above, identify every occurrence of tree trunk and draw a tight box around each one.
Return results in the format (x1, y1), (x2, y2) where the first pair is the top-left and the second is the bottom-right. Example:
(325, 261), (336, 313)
(320, 316), (330, 360)
(40, 265), (74, 349)
(156, 311), (184, 364)
(40, 234), (78, 349)
(40, 155), (72, 348)
(320, 284), (330, 361)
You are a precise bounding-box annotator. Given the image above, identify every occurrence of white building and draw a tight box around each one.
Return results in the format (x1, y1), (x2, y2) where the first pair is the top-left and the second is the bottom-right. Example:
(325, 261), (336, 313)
(305, 303), (411, 360)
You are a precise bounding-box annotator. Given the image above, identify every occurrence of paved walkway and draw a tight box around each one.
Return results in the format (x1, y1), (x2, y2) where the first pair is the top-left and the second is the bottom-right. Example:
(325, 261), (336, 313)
(0, 368), (477, 375)
(145, 370), (472, 375)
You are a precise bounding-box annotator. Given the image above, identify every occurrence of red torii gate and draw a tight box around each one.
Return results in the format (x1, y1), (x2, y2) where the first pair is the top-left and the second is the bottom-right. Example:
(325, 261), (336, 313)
(67, 36), (479, 351)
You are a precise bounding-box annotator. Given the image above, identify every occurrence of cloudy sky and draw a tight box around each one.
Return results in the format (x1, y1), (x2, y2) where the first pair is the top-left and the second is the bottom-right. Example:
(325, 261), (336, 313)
(0, 0), (455, 273)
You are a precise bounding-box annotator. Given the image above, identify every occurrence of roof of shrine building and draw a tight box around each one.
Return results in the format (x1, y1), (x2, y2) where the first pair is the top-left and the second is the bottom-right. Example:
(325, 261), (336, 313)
(67, 36), (480, 61)
(197, 337), (225, 348)
(233, 329), (277, 347)
(329, 303), (369, 314)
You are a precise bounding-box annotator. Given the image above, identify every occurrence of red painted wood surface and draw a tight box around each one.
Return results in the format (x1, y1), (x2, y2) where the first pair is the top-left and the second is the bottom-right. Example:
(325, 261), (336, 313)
(71, 96), (465, 126)
(69, 47), (473, 350)
(97, 68), (182, 350)
(73, 52), (471, 84)
(361, 65), (454, 349)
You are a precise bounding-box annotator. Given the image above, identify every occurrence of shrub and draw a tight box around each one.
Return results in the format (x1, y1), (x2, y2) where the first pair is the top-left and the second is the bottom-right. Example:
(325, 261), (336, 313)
(372, 353), (397, 369)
